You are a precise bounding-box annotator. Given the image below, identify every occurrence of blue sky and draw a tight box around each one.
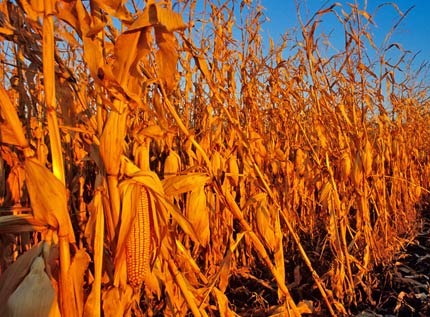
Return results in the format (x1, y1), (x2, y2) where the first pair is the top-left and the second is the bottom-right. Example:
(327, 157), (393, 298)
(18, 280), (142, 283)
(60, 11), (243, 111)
(261, 1), (430, 67)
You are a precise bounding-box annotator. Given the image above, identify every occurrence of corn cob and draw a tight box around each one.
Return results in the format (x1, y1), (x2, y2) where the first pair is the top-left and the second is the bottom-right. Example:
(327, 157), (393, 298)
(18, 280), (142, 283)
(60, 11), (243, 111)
(125, 186), (151, 289)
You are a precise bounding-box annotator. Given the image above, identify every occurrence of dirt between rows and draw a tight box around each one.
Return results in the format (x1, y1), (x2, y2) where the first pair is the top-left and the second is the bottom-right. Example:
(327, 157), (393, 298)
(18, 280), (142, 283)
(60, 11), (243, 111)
(222, 201), (430, 317)
(354, 204), (430, 317)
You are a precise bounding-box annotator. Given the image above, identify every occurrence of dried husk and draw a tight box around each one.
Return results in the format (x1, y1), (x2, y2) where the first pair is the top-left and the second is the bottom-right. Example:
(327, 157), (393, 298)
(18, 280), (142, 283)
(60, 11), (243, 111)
(227, 155), (239, 187)
(339, 151), (352, 181)
(186, 185), (210, 246)
(6, 256), (60, 317)
(362, 140), (373, 177)
(352, 152), (363, 188)
(163, 149), (181, 179)
(0, 244), (44, 316)
(254, 194), (277, 252)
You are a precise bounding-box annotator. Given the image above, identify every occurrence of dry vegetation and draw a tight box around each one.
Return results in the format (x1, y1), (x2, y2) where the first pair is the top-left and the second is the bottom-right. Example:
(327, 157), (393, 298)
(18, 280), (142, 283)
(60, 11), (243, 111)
(0, 0), (430, 316)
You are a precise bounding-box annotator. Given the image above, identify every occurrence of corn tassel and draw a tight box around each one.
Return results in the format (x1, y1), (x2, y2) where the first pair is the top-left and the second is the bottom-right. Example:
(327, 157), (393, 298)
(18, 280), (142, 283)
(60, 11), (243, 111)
(125, 186), (151, 289)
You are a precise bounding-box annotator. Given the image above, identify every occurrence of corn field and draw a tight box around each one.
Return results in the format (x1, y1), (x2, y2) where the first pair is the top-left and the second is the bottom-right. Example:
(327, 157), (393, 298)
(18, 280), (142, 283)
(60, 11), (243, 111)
(0, 0), (429, 316)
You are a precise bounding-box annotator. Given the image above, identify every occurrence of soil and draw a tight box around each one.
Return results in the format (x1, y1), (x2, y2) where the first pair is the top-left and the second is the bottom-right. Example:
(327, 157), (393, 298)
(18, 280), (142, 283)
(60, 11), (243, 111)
(224, 200), (430, 317)
(356, 203), (430, 317)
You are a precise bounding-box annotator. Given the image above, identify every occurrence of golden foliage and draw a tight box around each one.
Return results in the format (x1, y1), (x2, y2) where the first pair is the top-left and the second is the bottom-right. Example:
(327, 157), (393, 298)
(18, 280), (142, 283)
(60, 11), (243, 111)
(0, 1), (428, 316)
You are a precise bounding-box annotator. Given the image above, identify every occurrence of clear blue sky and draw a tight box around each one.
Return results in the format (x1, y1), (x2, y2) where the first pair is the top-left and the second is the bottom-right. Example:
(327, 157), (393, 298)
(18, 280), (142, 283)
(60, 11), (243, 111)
(261, 1), (430, 67)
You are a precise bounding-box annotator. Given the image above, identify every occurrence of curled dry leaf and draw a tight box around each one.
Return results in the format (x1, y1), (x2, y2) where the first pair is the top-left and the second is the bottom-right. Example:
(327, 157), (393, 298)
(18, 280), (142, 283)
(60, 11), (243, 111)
(99, 110), (128, 175)
(29, 0), (46, 14)
(128, 3), (187, 33)
(24, 158), (75, 242)
(139, 124), (164, 139)
(297, 300), (314, 314)
(102, 285), (134, 317)
(60, 0), (105, 81)
(5, 164), (25, 206)
(69, 248), (91, 317)
(155, 27), (179, 92)
(0, 119), (20, 146)
(0, 214), (47, 233)
(91, 0), (132, 22)
(213, 287), (234, 317)
(295, 148), (307, 175)
(163, 173), (210, 196)
(0, 85), (29, 148)
(112, 30), (150, 95)
(83, 189), (105, 317)
(217, 249), (232, 293)
(139, 172), (201, 244)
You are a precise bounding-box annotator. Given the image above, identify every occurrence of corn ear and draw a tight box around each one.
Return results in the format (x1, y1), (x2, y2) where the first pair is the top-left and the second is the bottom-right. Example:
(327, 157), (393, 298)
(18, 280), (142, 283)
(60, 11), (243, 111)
(362, 140), (373, 177)
(295, 148), (306, 175)
(133, 138), (151, 172)
(227, 155), (239, 187)
(339, 151), (351, 181)
(125, 186), (151, 289)
(7, 256), (60, 317)
(164, 149), (181, 179)
(352, 153), (363, 187)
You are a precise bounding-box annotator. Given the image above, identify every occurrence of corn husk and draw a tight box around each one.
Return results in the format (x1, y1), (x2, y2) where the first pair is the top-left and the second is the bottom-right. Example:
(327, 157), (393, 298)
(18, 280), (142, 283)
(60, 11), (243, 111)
(0, 244), (44, 316)
(164, 150), (181, 179)
(227, 155), (239, 187)
(6, 256), (60, 317)
(339, 151), (351, 181)
(186, 185), (210, 246)
(362, 140), (373, 177)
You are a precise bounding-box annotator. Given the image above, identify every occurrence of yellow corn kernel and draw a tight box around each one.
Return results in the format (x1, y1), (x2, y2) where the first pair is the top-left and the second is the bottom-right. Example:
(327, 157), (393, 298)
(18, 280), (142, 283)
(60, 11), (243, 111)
(125, 186), (151, 289)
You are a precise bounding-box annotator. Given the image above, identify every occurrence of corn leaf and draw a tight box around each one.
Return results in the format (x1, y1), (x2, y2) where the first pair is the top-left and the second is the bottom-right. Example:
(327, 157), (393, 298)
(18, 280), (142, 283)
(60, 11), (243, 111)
(0, 85), (29, 148)
(24, 158), (75, 242)
(91, 0), (132, 22)
(83, 190), (105, 317)
(69, 249), (91, 317)
(155, 27), (179, 91)
(163, 173), (210, 196)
